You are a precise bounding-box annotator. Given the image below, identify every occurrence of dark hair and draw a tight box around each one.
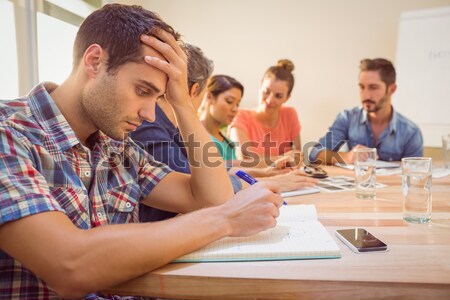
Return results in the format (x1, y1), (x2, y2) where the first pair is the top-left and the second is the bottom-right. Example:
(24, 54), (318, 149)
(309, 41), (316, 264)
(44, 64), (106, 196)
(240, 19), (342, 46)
(359, 58), (396, 87)
(73, 3), (180, 74)
(185, 44), (214, 92)
(263, 59), (295, 95)
(207, 75), (244, 98)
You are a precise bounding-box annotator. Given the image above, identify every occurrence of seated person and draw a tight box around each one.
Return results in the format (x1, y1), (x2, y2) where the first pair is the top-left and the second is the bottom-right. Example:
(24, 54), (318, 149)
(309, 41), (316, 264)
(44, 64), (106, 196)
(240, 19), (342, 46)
(200, 74), (316, 190)
(309, 58), (423, 165)
(130, 44), (244, 221)
(0, 4), (282, 299)
(228, 59), (302, 159)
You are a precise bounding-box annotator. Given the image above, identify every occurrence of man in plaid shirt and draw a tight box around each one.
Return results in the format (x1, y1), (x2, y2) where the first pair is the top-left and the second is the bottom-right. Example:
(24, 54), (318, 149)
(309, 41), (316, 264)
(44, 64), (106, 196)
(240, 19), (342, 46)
(0, 4), (283, 299)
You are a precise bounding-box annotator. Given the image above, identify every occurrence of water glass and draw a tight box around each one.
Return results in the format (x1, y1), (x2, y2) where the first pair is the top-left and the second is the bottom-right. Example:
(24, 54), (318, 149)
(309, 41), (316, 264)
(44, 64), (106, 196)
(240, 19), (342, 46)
(354, 148), (377, 199)
(443, 134), (450, 169)
(402, 157), (432, 223)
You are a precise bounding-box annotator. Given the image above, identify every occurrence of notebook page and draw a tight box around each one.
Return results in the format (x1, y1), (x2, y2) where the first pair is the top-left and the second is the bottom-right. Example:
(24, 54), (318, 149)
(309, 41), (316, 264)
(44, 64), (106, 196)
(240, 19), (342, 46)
(278, 204), (318, 222)
(174, 205), (340, 262)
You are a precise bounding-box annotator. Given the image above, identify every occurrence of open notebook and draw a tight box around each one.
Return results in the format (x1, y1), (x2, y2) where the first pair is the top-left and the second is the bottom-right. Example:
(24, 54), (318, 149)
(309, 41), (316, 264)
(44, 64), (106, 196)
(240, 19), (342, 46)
(173, 204), (341, 263)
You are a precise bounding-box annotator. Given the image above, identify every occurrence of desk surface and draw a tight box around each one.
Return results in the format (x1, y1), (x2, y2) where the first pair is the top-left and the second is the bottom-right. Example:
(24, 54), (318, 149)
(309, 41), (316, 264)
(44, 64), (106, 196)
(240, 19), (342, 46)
(106, 166), (450, 300)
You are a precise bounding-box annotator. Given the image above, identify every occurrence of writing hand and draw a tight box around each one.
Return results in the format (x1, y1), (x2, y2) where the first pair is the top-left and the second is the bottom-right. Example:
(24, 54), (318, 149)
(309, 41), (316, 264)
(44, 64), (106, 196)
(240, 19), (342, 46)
(221, 182), (283, 237)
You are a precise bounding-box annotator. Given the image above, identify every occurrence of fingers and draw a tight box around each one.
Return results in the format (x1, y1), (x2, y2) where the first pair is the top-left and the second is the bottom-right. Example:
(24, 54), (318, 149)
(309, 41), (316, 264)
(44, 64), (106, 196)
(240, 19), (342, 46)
(141, 31), (187, 63)
(141, 40), (182, 78)
(152, 29), (186, 60)
(255, 181), (281, 196)
(140, 34), (187, 81)
(289, 169), (308, 177)
(274, 156), (291, 169)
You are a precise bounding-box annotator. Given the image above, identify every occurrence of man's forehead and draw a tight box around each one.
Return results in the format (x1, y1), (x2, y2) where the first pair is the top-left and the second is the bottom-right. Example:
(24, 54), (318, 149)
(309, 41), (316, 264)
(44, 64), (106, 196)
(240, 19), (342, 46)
(359, 71), (382, 83)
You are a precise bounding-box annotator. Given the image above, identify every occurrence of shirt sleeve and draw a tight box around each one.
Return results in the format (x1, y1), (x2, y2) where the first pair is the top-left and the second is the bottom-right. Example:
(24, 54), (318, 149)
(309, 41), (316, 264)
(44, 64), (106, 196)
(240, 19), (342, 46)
(229, 109), (250, 135)
(131, 121), (191, 174)
(309, 110), (351, 162)
(0, 127), (64, 225)
(403, 127), (424, 158)
(128, 139), (172, 201)
(229, 175), (243, 193)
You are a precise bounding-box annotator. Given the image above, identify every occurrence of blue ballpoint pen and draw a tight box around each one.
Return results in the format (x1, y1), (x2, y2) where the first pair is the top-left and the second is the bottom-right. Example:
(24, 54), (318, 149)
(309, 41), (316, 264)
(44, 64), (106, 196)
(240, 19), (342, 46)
(235, 170), (287, 205)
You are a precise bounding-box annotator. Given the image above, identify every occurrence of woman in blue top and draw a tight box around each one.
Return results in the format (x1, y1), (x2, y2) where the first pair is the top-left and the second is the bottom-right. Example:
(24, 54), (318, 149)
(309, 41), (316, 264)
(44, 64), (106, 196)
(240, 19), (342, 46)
(200, 75), (243, 161)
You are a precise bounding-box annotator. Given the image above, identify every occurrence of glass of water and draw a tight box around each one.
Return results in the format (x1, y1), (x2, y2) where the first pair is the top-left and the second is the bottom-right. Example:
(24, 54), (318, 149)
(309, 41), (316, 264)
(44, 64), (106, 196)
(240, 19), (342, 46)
(402, 157), (432, 223)
(354, 148), (377, 199)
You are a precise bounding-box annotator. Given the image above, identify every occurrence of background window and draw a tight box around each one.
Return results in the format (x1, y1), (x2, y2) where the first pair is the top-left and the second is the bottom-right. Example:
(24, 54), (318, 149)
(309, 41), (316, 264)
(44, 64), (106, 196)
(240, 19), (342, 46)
(0, 0), (19, 99)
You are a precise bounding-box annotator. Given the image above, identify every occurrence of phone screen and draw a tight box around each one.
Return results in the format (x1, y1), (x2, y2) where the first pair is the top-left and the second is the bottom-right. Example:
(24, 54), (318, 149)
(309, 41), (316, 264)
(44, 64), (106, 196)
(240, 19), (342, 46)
(336, 228), (387, 253)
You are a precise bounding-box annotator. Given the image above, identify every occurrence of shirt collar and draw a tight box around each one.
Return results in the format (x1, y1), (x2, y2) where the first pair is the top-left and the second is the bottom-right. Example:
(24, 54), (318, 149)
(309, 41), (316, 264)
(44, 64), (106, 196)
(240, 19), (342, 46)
(359, 108), (368, 125)
(388, 106), (398, 134)
(28, 82), (128, 155)
(359, 106), (398, 134)
(28, 82), (80, 152)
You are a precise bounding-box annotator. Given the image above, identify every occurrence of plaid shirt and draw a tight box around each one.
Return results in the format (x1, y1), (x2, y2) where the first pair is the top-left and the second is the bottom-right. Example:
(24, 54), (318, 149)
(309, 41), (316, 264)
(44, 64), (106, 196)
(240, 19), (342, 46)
(0, 83), (171, 299)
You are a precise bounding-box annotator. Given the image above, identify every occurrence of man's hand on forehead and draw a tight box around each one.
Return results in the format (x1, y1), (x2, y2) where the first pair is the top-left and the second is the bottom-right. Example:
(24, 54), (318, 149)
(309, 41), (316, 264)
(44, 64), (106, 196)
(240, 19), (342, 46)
(140, 30), (190, 107)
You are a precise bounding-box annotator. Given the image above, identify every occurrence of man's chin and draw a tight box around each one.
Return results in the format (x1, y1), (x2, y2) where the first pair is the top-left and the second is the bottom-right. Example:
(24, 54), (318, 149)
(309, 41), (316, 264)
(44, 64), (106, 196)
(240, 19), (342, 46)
(364, 106), (380, 113)
(108, 131), (129, 142)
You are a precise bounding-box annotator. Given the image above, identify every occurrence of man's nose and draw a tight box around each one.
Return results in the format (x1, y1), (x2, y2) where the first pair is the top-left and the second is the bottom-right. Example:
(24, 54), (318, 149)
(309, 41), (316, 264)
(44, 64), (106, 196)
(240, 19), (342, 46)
(360, 88), (371, 98)
(138, 99), (156, 122)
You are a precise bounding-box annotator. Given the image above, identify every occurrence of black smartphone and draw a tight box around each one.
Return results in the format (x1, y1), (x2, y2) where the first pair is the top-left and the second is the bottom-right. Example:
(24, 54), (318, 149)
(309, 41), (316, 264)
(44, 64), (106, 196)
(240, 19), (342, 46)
(335, 228), (387, 253)
(303, 165), (328, 179)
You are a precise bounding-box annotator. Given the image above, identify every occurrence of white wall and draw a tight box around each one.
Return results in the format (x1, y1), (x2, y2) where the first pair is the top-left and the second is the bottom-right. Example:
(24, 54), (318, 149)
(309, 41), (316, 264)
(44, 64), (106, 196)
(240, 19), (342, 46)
(395, 6), (450, 147)
(119, 0), (450, 148)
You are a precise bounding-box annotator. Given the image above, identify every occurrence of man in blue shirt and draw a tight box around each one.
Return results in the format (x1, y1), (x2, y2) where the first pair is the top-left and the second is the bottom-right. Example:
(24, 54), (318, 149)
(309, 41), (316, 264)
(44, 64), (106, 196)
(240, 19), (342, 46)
(131, 44), (243, 221)
(309, 58), (423, 164)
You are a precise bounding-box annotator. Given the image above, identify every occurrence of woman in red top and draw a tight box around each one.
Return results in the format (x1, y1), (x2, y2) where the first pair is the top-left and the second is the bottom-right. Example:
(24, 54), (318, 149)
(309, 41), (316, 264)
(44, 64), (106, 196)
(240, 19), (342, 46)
(229, 59), (301, 159)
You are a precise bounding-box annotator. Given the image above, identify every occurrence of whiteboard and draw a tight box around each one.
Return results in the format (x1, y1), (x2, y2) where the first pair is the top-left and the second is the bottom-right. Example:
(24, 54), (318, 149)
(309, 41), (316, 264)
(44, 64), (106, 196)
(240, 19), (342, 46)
(395, 6), (450, 147)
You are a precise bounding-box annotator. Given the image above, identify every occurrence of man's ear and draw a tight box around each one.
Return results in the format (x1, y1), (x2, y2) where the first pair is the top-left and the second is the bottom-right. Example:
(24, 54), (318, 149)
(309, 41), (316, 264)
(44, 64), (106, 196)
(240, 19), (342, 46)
(83, 44), (105, 78)
(189, 82), (200, 98)
(388, 83), (397, 95)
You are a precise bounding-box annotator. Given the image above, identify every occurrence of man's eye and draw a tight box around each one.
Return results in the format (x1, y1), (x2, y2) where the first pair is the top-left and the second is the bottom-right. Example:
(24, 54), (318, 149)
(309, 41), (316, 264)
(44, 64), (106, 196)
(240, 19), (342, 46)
(136, 88), (150, 97)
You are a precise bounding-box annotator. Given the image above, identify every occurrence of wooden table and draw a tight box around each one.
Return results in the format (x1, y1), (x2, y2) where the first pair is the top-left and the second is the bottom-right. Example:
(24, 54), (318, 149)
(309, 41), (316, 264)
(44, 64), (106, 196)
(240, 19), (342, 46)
(106, 166), (450, 300)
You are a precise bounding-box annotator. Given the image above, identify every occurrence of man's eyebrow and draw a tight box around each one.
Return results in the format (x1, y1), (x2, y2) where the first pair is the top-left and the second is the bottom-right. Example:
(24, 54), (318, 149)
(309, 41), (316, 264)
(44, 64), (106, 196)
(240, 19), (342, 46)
(136, 79), (162, 95)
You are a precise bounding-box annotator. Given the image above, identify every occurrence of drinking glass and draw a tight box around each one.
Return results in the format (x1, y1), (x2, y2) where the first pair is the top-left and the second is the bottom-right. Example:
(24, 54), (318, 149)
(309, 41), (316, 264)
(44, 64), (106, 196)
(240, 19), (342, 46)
(402, 157), (432, 223)
(354, 148), (377, 199)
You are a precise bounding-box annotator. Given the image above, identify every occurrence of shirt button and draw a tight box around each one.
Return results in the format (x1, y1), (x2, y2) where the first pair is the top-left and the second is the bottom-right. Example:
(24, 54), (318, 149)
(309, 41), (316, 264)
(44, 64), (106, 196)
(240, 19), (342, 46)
(84, 171), (91, 177)
(125, 202), (132, 208)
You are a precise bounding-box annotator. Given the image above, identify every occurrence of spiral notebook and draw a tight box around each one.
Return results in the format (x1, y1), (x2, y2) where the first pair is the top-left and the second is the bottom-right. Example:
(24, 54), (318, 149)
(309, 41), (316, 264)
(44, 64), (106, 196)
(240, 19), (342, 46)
(174, 204), (341, 263)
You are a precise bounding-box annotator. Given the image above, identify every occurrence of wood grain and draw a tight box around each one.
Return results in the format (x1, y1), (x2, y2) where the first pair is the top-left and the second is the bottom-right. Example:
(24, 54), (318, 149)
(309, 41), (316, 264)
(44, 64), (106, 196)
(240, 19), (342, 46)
(105, 166), (450, 299)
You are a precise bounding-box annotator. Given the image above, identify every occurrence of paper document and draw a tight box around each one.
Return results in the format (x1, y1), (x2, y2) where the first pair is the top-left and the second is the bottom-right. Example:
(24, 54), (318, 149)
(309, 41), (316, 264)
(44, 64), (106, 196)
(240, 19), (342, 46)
(281, 187), (321, 198)
(174, 204), (341, 263)
(315, 176), (386, 192)
(335, 161), (400, 170)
